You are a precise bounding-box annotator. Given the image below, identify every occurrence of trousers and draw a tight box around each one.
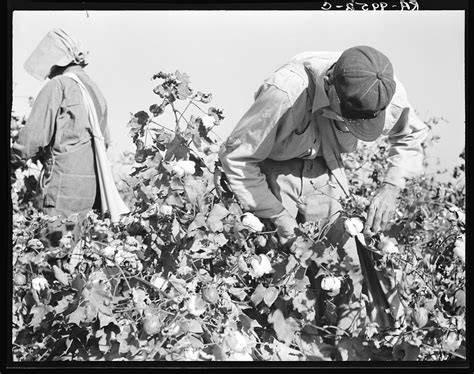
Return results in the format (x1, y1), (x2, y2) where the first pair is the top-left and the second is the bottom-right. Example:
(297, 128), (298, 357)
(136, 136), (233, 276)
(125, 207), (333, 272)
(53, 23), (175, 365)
(259, 157), (393, 333)
(259, 157), (359, 265)
(260, 157), (400, 332)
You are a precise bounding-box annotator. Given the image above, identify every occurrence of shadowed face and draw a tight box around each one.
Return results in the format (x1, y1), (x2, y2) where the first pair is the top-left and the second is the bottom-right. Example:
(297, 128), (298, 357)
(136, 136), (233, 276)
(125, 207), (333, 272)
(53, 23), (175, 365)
(323, 66), (371, 134)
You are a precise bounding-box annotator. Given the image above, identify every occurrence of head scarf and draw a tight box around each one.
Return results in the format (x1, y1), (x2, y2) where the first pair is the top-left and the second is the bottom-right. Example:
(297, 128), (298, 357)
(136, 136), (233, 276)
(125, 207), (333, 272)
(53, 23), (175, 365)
(24, 29), (89, 81)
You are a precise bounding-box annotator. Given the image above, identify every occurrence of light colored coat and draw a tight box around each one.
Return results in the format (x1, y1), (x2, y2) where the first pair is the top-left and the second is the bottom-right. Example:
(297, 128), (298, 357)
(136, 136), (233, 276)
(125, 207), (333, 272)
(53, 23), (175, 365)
(15, 65), (110, 216)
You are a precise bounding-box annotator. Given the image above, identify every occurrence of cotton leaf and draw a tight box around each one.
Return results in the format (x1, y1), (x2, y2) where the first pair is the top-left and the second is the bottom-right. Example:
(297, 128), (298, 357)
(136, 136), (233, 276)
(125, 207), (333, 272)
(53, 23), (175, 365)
(67, 305), (87, 326)
(82, 282), (113, 316)
(54, 295), (73, 314)
(263, 287), (279, 307)
(239, 313), (261, 335)
(250, 283), (267, 306)
(290, 237), (314, 265)
(268, 309), (299, 345)
(183, 176), (207, 206)
(187, 319), (204, 334)
(29, 304), (52, 330)
(272, 339), (301, 361)
(228, 287), (247, 301)
(171, 218), (181, 239)
(206, 203), (230, 232)
(98, 311), (118, 329)
(188, 213), (207, 232)
(297, 335), (333, 361)
(168, 275), (188, 295)
(52, 265), (69, 286)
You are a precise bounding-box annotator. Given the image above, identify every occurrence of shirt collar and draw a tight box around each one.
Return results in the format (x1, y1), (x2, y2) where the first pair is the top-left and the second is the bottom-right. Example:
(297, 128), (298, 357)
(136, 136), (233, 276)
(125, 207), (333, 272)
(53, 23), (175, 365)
(303, 61), (333, 114)
(304, 60), (348, 124)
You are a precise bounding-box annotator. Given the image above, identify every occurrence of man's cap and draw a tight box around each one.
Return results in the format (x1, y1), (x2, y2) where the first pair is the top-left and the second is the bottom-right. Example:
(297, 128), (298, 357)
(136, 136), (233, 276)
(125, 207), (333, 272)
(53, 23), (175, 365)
(331, 45), (396, 142)
(24, 29), (88, 81)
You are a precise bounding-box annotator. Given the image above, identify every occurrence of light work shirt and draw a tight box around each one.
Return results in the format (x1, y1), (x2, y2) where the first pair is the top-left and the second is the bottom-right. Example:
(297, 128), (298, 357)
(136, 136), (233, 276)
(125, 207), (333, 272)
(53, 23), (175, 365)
(219, 51), (428, 220)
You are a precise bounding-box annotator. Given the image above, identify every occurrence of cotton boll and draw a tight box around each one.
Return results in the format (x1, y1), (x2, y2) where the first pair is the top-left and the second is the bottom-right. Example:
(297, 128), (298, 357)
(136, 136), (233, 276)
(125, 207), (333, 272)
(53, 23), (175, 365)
(321, 276), (341, 296)
(200, 115), (215, 129)
(32, 276), (49, 291)
(343, 217), (364, 236)
(159, 204), (173, 216)
(453, 235), (465, 263)
(187, 295), (207, 316)
(241, 212), (264, 232)
(178, 160), (196, 175)
(378, 236), (399, 254)
(172, 164), (185, 177)
(249, 254), (272, 278)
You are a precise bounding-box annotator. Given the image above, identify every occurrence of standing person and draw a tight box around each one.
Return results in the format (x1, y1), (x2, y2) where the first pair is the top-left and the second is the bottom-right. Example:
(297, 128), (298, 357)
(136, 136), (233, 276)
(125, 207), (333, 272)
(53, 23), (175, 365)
(12, 29), (128, 248)
(219, 45), (427, 328)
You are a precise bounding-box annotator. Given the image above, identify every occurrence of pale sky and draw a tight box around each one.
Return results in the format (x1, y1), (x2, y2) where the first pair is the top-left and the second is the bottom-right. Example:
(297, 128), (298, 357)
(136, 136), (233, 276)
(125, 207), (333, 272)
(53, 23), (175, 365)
(11, 10), (465, 179)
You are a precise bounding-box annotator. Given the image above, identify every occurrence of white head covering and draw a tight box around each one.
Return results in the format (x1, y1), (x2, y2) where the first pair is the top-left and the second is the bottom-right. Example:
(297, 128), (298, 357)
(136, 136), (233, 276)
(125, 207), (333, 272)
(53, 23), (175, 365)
(24, 28), (89, 81)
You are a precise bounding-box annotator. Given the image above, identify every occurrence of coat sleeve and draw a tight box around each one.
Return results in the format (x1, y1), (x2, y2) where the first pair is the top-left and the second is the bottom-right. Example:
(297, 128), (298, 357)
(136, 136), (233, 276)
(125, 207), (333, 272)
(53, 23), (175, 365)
(14, 79), (63, 159)
(219, 83), (295, 220)
(383, 79), (428, 189)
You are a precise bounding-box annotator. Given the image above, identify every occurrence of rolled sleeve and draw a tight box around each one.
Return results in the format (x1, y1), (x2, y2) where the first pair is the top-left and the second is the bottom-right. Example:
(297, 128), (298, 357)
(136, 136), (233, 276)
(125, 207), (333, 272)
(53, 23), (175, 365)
(15, 79), (62, 159)
(383, 87), (428, 189)
(219, 84), (294, 219)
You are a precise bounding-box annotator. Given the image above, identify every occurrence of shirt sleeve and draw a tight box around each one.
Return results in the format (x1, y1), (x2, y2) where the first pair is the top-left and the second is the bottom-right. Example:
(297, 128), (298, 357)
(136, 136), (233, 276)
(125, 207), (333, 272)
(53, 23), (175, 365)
(383, 80), (428, 189)
(14, 79), (63, 159)
(219, 83), (295, 220)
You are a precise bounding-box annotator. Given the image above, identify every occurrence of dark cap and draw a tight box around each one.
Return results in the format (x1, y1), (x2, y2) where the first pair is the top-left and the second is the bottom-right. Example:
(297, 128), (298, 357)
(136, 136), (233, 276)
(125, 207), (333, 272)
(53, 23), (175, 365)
(332, 45), (396, 141)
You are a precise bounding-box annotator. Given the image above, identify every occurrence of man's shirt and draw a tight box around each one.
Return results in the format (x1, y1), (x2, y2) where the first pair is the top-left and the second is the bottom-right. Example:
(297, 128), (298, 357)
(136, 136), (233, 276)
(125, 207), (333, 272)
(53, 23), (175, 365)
(219, 51), (428, 220)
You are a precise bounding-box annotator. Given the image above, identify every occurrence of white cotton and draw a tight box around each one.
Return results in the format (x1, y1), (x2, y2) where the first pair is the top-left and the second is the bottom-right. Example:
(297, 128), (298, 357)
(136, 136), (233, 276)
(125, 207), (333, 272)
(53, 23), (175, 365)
(32, 276), (49, 291)
(241, 212), (264, 232)
(178, 160), (196, 175)
(378, 236), (399, 254)
(453, 235), (465, 263)
(151, 276), (169, 291)
(159, 204), (173, 216)
(249, 254), (272, 278)
(343, 217), (364, 236)
(200, 115), (215, 129)
(187, 295), (207, 316)
(321, 276), (341, 293)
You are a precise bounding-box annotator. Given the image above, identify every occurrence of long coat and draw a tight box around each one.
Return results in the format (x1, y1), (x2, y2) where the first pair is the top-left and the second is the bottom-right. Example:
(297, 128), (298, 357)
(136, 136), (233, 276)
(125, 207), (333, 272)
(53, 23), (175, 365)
(15, 65), (110, 218)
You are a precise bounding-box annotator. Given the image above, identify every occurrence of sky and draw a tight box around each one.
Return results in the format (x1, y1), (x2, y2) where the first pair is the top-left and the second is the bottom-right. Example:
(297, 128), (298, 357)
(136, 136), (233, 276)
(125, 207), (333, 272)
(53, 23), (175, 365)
(11, 10), (465, 179)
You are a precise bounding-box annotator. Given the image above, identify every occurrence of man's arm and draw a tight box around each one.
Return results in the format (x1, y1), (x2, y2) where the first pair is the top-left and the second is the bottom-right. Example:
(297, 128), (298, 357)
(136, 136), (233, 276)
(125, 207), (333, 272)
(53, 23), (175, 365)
(365, 80), (428, 234)
(219, 83), (297, 227)
(14, 79), (62, 159)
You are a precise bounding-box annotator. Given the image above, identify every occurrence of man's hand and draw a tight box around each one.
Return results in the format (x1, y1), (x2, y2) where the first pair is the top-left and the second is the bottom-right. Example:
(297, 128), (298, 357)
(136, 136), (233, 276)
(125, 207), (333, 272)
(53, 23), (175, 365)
(364, 183), (401, 234)
(273, 213), (299, 245)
